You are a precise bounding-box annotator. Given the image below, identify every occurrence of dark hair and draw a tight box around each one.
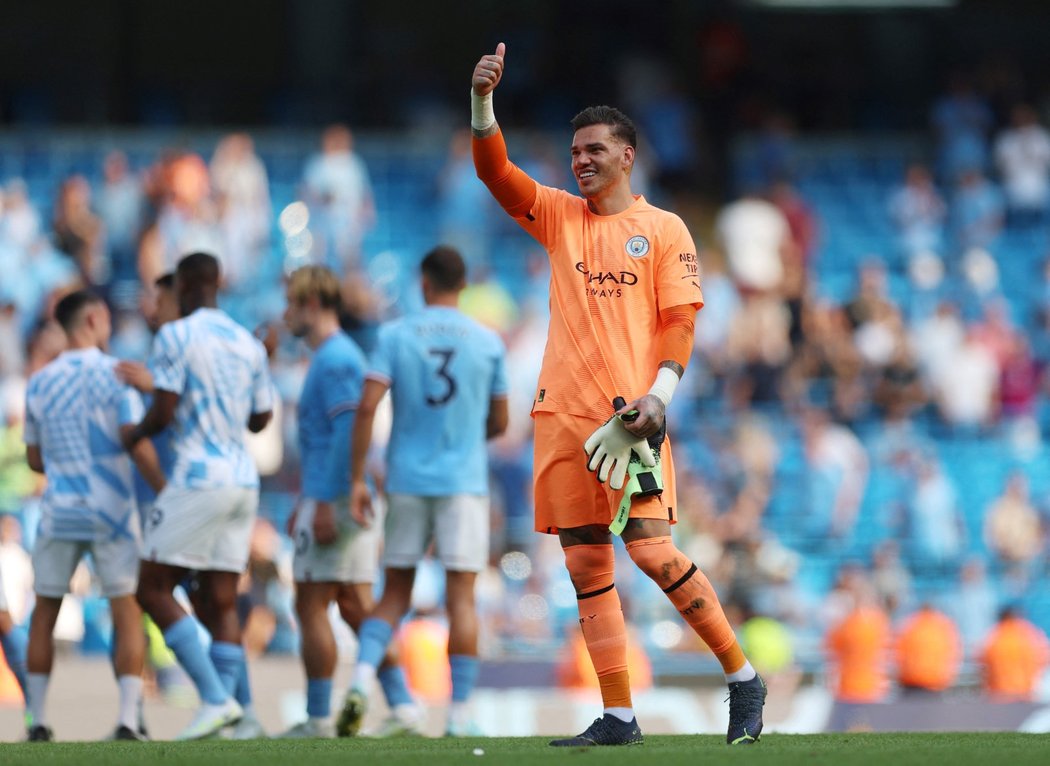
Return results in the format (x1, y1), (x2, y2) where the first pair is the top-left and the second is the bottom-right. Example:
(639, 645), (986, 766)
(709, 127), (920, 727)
(421, 245), (467, 292)
(570, 105), (637, 149)
(54, 289), (104, 333)
(176, 251), (220, 290)
(155, 272), (175, 290)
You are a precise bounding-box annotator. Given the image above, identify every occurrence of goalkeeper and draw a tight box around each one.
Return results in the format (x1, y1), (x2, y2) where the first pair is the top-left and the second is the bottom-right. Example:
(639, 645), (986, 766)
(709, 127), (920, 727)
(470, 43), (766, 747)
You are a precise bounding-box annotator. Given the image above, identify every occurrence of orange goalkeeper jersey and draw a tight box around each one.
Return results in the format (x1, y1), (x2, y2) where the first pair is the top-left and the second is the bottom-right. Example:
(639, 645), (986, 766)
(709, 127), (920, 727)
(516, 185), (703, 420)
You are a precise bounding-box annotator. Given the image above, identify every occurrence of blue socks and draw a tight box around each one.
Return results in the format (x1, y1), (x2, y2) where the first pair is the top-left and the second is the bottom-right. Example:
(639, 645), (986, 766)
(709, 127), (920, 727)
(0, 627), (28, 699)
(306, 677), (333, 719)
(235, 650), (253, 708)
(449, 654), (480, 703)
(378, 665), (414, 708)
(210, 641), (247, 703)
(163, 616), (227, 705)
(356, 618), (393, 669)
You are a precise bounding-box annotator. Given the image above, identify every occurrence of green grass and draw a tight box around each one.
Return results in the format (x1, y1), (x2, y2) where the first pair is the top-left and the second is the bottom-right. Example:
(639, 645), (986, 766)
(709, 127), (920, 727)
(2, 734), (1050, 766)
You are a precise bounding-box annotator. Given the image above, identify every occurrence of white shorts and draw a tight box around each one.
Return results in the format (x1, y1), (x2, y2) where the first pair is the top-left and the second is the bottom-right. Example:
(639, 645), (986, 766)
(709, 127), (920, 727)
(33, 535), (140, 599)
(292, 497), (380, 584)
(383, 494), (489, 573)
(143, 485), (259, 573)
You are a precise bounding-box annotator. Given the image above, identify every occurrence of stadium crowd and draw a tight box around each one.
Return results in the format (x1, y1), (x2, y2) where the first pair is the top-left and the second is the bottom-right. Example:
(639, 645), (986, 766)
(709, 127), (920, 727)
(3, 65), (1050, 738)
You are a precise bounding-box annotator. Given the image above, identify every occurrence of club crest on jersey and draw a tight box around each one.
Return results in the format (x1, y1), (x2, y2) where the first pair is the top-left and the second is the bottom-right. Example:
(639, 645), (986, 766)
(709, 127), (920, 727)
(625, 235), (650, 258)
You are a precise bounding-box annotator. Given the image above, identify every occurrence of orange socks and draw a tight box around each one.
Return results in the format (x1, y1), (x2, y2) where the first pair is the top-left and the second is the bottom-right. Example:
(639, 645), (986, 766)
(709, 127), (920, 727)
(626, 536), (746, 674)
(563, 544), (631, 709)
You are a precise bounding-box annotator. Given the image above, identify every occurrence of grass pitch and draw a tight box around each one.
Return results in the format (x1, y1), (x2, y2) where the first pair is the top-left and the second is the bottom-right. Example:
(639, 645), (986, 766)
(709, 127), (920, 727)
(2, 733), (1050, 766)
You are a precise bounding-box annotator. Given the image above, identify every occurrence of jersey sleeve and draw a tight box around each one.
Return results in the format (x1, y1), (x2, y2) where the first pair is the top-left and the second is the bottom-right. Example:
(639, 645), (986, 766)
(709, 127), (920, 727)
(367, 324), (395, 384)
(654, 214), (704, 313)
(149, 324), (186, 394)
(118, 386), (146, 426)
(513, 184), (572, 252)
(251, 341), (275, 415)
(321, 353), (363, 420)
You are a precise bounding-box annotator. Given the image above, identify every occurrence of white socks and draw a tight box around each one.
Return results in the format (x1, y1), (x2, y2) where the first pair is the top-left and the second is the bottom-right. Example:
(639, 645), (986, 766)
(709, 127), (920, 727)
(604, 706), (635, 723)
(27, 673), (50, 727)
(350, 662), (377, 694)
(117, 675), (144, 730)
(725, 660), (757, 684)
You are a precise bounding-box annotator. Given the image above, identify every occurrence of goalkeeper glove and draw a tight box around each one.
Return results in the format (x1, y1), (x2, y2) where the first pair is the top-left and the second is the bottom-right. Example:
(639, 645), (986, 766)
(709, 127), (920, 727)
(583, 405), (657, 492)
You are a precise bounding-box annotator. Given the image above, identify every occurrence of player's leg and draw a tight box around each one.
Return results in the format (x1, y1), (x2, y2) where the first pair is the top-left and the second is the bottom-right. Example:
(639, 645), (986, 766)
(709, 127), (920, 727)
(435, 494), (488, 736)
(338, 567), (416, 736)
(336, 582), (419, 736)
(444, 569), (480, 736)
(282, 580), (339, 737)
(622, 517), (765, 744)
(25, 596), (62, 741)
(108, 595), (147, 740)
(533, 413), (643, 747)
(548, 524), (643, 747)
(338, 493), (428, 737)
(25, 537), (86, 741)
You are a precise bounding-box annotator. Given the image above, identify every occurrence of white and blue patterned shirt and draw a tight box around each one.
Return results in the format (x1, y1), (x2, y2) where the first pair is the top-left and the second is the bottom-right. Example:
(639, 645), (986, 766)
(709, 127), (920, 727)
(149, 308), (273, 490)
(24, 347), (144, 542)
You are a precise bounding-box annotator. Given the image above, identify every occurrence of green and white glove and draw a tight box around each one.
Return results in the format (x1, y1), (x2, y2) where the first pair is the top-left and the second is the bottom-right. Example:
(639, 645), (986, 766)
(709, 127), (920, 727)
(584, 413), (657, 491)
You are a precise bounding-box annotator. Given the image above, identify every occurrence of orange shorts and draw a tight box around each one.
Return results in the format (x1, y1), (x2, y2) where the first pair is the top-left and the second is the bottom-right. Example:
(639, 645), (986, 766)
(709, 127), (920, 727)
(533, 410), (677, 534)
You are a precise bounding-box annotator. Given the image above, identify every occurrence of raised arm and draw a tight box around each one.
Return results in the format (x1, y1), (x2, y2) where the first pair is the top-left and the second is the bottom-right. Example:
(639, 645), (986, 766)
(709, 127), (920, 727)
(470, 42), (538, 219)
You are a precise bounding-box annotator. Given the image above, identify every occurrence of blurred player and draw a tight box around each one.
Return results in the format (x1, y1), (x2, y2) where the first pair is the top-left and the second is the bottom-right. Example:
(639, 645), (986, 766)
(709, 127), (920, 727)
(278, 265), (418, 738)
(470, 43), (766, 746)
(124, 252), (274, 740)
(339, 246), (508, 737)
(23, 290), (165, 742)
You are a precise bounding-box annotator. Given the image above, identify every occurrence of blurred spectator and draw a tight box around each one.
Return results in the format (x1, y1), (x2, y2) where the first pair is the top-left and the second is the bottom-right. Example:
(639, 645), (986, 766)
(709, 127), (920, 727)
(983, 471), (1043, 581)
(931, 74), (993, 181)
(769, 179), (818, 267)
(52, 175), (105, 283)
(951, 557), (999, 655)
(139, 152), (222, 285)
(979, 606), (1050, 702)
(0, 291), (23, 379)
(824, 584), (891, 704)
(784, 300), (866, 421)
(302, 124), (375, 272)
(888, 163), (947, 259)
(998, 335), (1040, 420)
(0, 179), (42, 252)
(870, 541), (913, 617)
(894, 604), (962, 694)
(96, 151), (144, 286)
(904, 453), (964, 571)
(725, 293), (792, 406)
(993, 104), (1050, 226)
(931, 327), (1000, 430)
(210, 133), (272, 289)
(715, 191), (788, 293)
(800, 409), (869, 542)
(911, 300), (966, 389)
(872, 335), (926, 423)
(950, 168), (1005, 251)
(436, 129), (495, 269)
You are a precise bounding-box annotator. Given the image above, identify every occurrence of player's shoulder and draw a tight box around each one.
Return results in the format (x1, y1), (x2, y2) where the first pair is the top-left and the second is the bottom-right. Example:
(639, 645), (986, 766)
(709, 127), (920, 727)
(317, 330), (366, 368)
(636, 197), (689, 229)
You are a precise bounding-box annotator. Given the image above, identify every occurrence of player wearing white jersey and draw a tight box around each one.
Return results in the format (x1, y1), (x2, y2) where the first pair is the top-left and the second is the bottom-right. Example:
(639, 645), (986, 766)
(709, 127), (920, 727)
(125, 252), (274, 740)
(23, 290), (166, 742)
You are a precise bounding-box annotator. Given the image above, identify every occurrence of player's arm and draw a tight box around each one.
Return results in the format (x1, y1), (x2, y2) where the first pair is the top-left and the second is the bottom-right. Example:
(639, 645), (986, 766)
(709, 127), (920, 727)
(486, 396), (509, 439)
(312, 406), (354, 545)
(123, 389), (179, 448)
(26, 445), (44, 474)
(348, 377), (390, 526)
(617, 304), (697, 439)
(470, 42), (539, 219)
(120, 425), (166, 493)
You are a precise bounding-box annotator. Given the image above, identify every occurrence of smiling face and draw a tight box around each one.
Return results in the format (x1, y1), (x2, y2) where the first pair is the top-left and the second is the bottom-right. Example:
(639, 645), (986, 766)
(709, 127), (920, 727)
(570, 123), (634, 200)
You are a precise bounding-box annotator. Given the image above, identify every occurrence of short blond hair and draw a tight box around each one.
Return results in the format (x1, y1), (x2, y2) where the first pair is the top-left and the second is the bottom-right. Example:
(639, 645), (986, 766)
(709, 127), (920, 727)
(287, 265), (342, 310)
